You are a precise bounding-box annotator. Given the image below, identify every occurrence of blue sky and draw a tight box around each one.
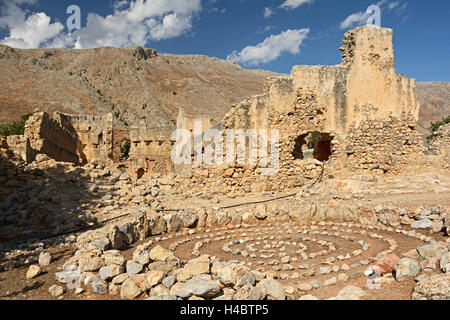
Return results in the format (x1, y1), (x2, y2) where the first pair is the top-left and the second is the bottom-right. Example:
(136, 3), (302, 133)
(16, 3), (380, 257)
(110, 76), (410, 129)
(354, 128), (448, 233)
(0, 0), (449, 81)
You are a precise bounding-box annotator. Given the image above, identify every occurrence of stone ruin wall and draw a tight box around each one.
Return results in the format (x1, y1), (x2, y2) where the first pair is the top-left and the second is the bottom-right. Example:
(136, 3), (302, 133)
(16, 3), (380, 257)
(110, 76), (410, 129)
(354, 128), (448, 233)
(24, 112), (79, 164)
(4, 135), (28, 162)
(2, 108), (216, 180)
(1, 26), (433, 192)
(53, 112), (113, 165)
(124, 110), (216, 179)
(428, 123), (450, 167)
(184, 26), (425, 195)
(127, 120), (175, 179)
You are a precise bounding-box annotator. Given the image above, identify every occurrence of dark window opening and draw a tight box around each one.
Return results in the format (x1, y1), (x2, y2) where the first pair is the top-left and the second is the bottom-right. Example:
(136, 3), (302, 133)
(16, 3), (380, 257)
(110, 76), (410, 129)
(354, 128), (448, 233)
(137, 168), (145, 179)
(292, 132), (333, 162)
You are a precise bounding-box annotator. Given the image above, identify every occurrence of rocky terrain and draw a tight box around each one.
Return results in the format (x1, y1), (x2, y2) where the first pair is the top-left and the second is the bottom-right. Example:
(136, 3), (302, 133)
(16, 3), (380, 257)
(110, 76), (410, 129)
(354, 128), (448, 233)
(0, 45), (278, 129)
(1, 143), (449, 300)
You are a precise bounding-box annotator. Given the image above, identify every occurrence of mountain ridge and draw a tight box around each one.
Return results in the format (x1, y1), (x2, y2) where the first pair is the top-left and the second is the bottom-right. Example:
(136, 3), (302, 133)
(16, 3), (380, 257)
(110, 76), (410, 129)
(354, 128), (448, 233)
(0, 44), (448, 136)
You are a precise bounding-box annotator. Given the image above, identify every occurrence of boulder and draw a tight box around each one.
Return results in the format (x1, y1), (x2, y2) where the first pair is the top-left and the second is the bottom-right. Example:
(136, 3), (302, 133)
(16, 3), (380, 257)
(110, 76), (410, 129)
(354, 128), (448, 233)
(103, 250), (126, 266)
(38, 252), (52, 267)
(411, 218), (432, 229)
(55, 270), (80, 284)
(99, 265), (124, 281)
(112, 273), (129, 285)
(92, 279), (108, 294)
(416, 243), (448, 261)
(440, 253), (450, 273)
(149, 245), (177, 262)
(412, 274), (450, 300)
(176, 277), (221, 299)
(164, 214), (184, 233)
(126, 260), (143, 276)
(177, 255), (211, 282)
(133, 250), (150, 266)
(78, 256), (104, 272)
(431, 220), (444, 233)
(162, 275), (177, 288)
(394, 258), (421, 281)
(257, 278), (285, 300)
(26, 265), (41, 279)
(48, 285), (65, 298)
(149, 284), (170, 297)
(211, 262), (233, 287)
(88, 237), (111, 251)
(146, 270), (165, 288)
(373, 253), (400, 275)
(147, 213), (167, 236)
(121, 278), (142, 299)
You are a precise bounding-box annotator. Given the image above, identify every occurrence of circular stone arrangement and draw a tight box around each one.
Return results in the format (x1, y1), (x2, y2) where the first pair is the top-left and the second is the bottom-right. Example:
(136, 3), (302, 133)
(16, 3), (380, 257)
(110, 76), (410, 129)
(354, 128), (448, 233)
(140, 220), (433, 291)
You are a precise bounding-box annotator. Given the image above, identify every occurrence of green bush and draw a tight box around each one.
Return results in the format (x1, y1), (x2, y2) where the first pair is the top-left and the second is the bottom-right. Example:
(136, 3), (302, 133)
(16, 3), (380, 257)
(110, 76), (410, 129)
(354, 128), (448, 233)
(0, 113), (33, 137)
(430, 115), (450, 133)
(427, 115), (450, 141)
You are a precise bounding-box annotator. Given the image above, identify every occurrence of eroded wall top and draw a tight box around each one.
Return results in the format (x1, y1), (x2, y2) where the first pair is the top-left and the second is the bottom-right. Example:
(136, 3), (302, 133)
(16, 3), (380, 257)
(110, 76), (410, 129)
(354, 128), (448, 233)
(224, 25), (420, 136)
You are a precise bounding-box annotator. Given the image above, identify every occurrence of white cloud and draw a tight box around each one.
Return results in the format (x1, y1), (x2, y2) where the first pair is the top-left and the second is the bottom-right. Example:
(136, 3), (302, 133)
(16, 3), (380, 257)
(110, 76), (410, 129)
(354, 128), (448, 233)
(388, 1), (400, 10)
(263, 7), (274, 18)
(340, 11), (371, 30)
(0, 0), (64, 48)
(227, 28), (309, 66)
(113, 0), (129, 10)
(1, 0), (202, 49)
(280, 0), (314, 10)
(339, 1), (408, 30)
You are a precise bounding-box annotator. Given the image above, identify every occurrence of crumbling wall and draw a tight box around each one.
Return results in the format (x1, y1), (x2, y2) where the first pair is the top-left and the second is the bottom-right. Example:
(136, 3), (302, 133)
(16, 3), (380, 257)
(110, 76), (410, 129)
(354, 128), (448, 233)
(54, 112), (113, 164)
(292, 26), (419, 134)
(127, 120), (175, 178)
(428, 123), (450, 166)
(177, 108), (215, 132)
(5, 135), (28, 161)
(25, 112), (79, 163)
(183, 25), (425, 195)
(333, 113), (425, 175)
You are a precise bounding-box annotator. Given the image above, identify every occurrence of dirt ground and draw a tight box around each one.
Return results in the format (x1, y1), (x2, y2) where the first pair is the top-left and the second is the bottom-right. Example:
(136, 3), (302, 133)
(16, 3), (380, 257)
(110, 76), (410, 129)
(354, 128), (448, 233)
(0, 219), (446, 301)
(0, 172), (448, 301)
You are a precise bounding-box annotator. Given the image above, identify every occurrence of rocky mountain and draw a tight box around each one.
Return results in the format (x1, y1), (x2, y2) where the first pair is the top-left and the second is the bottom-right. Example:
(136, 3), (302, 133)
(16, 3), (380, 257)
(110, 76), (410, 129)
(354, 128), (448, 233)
(414, 82), (450, 134)
(0, 45), (278, 129)
(0, 43), (448, 134)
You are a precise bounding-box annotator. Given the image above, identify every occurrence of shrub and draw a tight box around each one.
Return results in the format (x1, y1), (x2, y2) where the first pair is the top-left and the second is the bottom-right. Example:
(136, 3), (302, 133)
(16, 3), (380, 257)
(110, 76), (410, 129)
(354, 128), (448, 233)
(430, 115), (450, 133)
(427, 115), (450, 141)
(0, 113), (33, 137)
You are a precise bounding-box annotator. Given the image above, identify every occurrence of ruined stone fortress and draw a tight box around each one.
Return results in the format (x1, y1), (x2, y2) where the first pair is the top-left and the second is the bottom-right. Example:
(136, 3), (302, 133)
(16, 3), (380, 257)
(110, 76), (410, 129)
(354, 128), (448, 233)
(3, 26), (427, 191)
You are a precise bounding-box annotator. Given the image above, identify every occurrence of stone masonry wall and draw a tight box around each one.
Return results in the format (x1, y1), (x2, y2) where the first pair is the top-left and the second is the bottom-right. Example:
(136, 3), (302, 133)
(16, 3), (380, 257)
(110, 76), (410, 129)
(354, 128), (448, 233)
(54, 112), (113, 165)
(25, 112), (79, 163)
(127, 120), (175, 178)
(182, 26), (425, 195)
(428, 123), (450, 167)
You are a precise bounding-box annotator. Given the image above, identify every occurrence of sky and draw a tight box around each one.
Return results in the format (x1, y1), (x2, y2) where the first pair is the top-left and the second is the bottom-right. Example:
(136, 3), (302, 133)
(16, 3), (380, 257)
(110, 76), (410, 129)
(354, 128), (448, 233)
(0, 0), (449, 82)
